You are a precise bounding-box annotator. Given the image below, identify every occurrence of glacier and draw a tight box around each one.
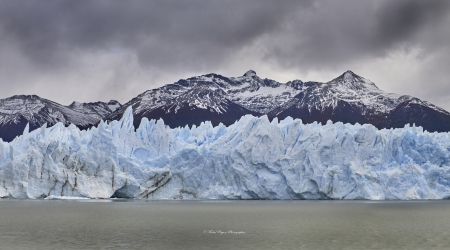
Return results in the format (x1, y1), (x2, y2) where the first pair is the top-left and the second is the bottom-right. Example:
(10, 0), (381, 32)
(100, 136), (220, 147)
(1, 107), (450, 200)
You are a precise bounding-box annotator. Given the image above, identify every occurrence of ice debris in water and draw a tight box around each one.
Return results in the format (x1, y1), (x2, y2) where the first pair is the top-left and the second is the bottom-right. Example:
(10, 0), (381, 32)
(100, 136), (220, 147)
(1, 106), (450, 200)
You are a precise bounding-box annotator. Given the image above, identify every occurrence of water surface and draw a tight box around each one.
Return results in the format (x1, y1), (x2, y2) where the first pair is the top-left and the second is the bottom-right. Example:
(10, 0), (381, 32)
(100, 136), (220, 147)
(0, 200), (449, 249)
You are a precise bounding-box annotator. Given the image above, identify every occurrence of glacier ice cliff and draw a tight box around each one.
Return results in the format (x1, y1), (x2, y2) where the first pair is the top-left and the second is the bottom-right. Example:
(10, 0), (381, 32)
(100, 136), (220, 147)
(1, 107), (450, 200)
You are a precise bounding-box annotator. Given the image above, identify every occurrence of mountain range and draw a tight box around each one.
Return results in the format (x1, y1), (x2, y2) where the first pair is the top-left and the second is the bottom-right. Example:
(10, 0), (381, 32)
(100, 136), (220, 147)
(1, 70), (450, 141)
(0, 96), (121, 142)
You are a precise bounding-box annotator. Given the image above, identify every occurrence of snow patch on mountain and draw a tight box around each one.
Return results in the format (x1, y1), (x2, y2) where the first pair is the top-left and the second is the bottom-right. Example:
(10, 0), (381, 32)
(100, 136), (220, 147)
(107, 100), (121, 111)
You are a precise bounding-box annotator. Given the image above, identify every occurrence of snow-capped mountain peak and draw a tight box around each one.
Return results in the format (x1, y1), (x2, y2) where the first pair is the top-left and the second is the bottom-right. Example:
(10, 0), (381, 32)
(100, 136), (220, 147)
(243, 69), (257, 77)
(68, 100), (121, 120)
(69, 101), (83, 107)
(327, 70), (379, 91)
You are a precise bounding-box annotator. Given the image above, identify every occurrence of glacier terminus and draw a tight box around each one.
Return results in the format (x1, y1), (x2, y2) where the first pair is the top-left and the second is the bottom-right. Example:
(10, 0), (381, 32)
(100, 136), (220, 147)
(1, 107), (450, 200)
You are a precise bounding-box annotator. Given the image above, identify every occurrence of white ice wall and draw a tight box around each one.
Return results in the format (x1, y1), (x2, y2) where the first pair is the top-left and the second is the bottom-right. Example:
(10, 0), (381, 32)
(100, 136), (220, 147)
(1, 107), (450, 200)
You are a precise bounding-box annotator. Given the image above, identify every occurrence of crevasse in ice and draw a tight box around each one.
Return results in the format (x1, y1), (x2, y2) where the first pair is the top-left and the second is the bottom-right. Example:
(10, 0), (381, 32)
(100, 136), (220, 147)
(1, 107), (450, 200)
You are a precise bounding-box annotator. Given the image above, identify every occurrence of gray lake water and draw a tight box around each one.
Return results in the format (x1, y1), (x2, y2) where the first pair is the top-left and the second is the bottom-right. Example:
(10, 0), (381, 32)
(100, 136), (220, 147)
(0, 200), (450, 249)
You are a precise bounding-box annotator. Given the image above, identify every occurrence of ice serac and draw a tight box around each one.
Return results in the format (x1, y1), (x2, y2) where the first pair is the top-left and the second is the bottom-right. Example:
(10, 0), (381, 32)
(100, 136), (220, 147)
(1, 109), (450, 200)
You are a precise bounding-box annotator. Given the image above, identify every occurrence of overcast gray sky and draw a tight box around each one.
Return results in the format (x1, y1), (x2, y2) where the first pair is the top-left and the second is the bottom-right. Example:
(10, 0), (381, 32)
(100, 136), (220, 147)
(1, 0), (450, 110)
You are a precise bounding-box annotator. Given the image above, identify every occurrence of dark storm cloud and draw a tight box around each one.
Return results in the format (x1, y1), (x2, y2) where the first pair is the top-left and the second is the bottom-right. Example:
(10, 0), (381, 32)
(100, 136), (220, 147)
(262, 0), (450, 70)
(375, 0), (449, 46)
(0, 0), (449, 110)
(1, 0), (449, 71)
(0, 1), (314, 71)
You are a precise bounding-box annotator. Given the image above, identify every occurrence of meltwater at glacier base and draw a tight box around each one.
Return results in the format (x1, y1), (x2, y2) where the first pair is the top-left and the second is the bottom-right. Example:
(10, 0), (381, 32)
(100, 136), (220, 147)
(1, 107), (450, 200)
